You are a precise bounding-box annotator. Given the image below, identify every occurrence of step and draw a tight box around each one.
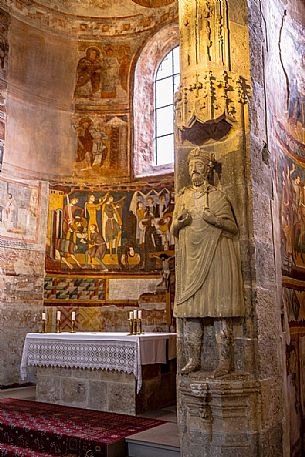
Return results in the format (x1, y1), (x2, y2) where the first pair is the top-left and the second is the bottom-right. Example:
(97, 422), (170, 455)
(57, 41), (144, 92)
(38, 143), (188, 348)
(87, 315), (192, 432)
(127, 440), (180, 457)
(126, 422), (180, 457)
(0, 386), (36, 401)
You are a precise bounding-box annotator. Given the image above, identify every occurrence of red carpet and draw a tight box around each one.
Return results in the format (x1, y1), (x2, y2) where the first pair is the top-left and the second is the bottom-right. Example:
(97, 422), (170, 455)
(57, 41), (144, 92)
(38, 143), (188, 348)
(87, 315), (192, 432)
(0, 398), (164, 456)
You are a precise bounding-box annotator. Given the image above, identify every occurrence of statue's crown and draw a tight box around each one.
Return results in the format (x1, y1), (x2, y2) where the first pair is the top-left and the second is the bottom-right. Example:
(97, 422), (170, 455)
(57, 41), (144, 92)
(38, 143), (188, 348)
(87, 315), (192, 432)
(188, 147), (213, 164)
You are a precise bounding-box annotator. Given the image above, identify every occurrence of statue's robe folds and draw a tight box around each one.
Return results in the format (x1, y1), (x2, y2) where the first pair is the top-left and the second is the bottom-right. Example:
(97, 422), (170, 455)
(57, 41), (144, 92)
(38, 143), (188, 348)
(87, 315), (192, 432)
(173, 186), (244, 318)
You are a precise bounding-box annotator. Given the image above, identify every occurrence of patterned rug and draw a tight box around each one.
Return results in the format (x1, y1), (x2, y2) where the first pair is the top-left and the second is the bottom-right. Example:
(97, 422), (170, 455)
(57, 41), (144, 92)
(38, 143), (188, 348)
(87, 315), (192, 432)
(0, 398), (164, 456)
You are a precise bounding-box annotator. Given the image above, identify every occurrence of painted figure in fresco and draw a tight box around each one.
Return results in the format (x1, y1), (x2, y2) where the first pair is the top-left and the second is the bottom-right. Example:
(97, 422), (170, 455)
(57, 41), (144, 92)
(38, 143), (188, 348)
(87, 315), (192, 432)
(136, 200), (145, 245)
(55, 238), (82, 270)
(141, 207), (158, 270)
(281, 166), (294, 268)
(101, 46), (119, 98)
(172, 147), (244, 377)
(102, 195), (123, 258)
(3, 192), (17, 231)
(290, 168), (304, 260)
(158, 192), (169, 218)
(63, 197), (84, 242)
(85, 193), (108, 236)
(85, 224), (108, 270)
(76, 118), (94, 168)
(145, 195), (159, 218)
(122, 210), (137, 248)
(121, 243), (141, 270)
(75, 47), (103, 97)
(0, 39), (8, 71)
(157, 213), (173, 251)
(153, 252), (174, 291)
(91, 127), (108, 168)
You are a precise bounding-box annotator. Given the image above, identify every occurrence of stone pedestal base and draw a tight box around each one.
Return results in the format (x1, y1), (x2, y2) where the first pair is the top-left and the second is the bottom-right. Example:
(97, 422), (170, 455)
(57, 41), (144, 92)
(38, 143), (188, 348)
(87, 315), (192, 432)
(36, 360), (176, 416)
(178, 373), (282, 457)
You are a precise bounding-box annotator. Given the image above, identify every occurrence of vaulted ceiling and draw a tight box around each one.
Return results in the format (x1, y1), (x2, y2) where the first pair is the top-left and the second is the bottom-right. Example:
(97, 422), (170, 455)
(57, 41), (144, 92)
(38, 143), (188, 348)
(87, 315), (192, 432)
(0, 0), (178, 37)
(28, 0), (176, 17)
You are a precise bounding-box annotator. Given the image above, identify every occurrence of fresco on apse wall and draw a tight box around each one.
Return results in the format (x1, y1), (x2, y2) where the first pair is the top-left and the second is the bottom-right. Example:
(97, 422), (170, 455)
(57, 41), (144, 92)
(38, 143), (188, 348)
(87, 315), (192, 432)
(72, 114), (129, 178)
(283, 286), (305, 323)
(0, 178), (41, 243)
(0, 9), (10, 171)
(74, 43), (130, 102)
(277, 144), (305, 277)
(46, 186), (174, 273)
(44, 276), (106, 304)
(280, 19), (305, 145)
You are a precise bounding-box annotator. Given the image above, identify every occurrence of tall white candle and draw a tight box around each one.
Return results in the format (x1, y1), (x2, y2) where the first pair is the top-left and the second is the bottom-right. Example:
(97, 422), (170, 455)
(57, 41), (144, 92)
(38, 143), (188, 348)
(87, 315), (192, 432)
(42, 312), (46, 321)
(57, 310), (61, 320)
(133, 309), (137, 319)
(129, 311), (133, 320)
(72, 311), (76, 321)
(138, 310), (142, 320)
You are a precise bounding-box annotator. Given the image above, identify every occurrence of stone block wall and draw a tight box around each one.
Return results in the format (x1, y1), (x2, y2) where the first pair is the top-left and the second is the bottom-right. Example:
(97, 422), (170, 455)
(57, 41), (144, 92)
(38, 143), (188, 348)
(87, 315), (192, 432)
(0, 178), (48, 385)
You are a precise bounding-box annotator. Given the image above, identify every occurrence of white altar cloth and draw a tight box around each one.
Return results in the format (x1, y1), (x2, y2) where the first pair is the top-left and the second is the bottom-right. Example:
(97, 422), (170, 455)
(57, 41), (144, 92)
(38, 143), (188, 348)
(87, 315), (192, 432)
(20, 332), (177, 393)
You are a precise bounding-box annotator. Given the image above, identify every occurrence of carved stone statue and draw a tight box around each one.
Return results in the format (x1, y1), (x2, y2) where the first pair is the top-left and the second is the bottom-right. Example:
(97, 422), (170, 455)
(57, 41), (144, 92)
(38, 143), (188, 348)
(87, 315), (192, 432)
(172, 147), (244, 377)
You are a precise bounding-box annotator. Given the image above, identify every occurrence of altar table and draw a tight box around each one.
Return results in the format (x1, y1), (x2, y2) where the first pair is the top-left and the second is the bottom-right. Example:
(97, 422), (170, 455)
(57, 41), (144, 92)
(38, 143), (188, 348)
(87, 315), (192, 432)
(20, 332), (177, 415)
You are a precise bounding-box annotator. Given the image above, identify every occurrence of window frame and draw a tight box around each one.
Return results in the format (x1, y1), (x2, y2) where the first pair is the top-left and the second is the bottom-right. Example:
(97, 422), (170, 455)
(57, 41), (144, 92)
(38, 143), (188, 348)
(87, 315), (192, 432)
(153, 46), (180, 167)
(133, 24), (179, 178)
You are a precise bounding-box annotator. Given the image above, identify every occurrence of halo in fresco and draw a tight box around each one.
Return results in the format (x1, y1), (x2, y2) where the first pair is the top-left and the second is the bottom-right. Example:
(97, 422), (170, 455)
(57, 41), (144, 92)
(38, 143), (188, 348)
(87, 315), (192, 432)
(131, 0), (175, 7)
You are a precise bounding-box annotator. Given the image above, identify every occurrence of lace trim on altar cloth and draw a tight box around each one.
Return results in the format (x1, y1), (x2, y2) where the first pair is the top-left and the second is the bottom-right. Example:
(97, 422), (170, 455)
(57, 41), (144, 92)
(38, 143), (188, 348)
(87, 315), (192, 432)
(21, 340), (142, 393)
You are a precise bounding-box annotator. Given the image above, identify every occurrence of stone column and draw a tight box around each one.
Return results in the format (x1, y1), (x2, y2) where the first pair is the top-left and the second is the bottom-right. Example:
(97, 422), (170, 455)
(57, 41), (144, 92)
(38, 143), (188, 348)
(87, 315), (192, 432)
(175, 0), (286, 455)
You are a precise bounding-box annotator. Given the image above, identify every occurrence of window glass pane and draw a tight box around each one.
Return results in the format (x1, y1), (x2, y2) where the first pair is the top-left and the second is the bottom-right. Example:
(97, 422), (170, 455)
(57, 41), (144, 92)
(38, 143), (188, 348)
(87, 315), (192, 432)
(173, 74), (180, 94)
(156, 105), (174, 137)
(156, 135), (174, 165)
(155, 77), (174, 108)
(156, 51), (173, 80)
(173, 46), (180, 74)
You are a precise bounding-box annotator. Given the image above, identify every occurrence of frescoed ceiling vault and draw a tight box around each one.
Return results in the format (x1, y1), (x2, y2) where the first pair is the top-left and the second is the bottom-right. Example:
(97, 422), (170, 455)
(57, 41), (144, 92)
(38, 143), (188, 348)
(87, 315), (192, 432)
(0, 0), (178, 37)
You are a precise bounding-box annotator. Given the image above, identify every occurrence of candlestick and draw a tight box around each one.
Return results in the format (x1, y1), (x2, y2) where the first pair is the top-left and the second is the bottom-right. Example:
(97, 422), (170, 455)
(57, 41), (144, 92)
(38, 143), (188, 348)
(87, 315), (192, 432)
(56, 320), (61, 333)
(71, 320), (76, 333)
(129, 318), (134, 335)
(56, 310), (61, 333)
(41, 320), (46, 333)
(133, 318), (138, 335)
(137, 319), (142, 335)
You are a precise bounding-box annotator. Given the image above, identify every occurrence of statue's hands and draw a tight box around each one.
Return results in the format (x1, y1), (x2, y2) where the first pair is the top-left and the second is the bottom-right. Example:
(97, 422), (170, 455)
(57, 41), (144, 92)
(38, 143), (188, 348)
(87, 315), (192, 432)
(202, 209), (223, 228)
(178, 209), (192, 227)
(173, 210), (192, 237)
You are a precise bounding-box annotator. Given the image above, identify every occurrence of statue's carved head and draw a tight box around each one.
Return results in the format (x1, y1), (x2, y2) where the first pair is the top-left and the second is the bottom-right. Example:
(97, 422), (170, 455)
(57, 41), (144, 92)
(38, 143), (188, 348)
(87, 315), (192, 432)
(188, 147), (215, 186)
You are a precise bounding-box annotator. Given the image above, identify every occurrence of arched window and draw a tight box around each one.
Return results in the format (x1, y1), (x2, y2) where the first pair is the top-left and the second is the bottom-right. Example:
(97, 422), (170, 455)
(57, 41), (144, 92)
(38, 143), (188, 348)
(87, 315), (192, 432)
(133, 24), (180, 177)
(154, 46), (180, 166)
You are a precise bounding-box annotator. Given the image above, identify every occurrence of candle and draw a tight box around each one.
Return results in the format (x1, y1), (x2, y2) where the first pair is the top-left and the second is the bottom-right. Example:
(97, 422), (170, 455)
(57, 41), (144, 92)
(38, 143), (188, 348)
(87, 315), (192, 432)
(72, 311), (76, 321)
(57, 310), (61, 321)
(42, 312), (46, 321)
(129, 311), (133, 320)
(138, 310), (142, 320)
(133, 309), (137, 319)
